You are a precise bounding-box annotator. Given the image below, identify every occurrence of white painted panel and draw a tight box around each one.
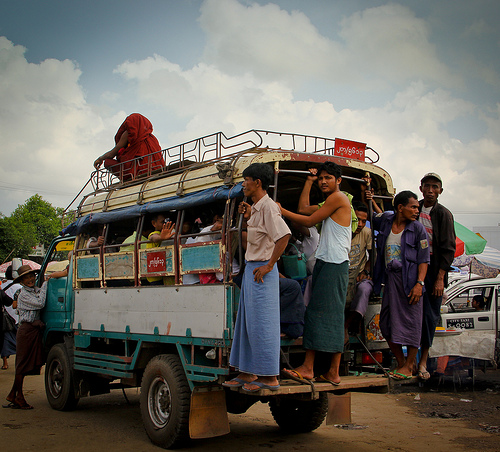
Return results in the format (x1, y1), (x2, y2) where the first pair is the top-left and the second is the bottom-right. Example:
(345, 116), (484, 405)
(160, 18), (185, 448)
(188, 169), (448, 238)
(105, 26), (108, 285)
(74, 285), (227, 339)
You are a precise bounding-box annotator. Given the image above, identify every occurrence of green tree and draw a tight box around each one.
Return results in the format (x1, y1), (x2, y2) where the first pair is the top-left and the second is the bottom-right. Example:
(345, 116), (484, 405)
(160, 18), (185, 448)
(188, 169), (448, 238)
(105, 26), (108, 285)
(0, 214), (35, 262)
(0, 195), (66, 262)
(11, 194), (63, 247)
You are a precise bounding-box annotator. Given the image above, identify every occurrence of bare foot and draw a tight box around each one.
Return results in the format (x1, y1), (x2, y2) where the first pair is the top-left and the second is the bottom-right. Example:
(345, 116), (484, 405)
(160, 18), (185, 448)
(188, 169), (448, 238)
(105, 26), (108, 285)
(14, 397), (34, 410)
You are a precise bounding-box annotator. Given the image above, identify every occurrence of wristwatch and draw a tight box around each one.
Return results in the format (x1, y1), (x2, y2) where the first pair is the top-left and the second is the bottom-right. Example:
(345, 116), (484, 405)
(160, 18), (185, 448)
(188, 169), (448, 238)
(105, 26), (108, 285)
(417, 280), (425, 286)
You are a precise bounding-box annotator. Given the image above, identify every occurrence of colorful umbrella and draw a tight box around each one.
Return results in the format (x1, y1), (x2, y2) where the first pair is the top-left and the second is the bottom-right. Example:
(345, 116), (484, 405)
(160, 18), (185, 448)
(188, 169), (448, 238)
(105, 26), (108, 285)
(474, 246), (500, 270)
(0, 259), (41, 274)
(454, 221), (487, 257)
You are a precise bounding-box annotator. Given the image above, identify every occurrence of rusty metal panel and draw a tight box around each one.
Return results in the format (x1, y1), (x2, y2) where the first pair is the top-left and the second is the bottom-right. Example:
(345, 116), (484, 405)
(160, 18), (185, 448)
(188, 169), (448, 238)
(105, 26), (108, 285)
(104, 252), (135, 280)
(326, 393), (352, 425)
(189, 389), (230, 439)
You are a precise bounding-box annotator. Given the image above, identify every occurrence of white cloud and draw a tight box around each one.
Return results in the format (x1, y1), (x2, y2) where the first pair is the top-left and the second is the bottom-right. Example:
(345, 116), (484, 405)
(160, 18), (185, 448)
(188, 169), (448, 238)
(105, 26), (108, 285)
(0, 37), (111, 214)
(114, 49), (498, 222)
(463, 18), (494, 38)
(198, 0), (461, 90)
(0, 0), (498, 232)
(199, 0), (338, 85)
(339, 4), (462, 89)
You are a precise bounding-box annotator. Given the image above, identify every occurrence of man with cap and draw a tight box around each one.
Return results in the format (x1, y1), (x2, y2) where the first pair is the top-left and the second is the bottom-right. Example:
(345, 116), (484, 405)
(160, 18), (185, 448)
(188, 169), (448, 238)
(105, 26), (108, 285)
(416, 173), (456, 380)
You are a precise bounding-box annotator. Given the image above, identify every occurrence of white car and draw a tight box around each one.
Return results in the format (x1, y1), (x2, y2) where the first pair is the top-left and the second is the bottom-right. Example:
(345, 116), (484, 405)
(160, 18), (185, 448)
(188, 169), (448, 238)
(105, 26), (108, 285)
(440, 275), (500, 332)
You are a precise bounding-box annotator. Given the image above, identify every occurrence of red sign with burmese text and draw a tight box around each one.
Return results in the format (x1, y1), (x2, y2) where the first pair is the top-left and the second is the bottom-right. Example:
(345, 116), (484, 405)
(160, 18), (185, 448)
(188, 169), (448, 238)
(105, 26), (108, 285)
(334, 138), (366, 161)
(147, 251), (166, 273)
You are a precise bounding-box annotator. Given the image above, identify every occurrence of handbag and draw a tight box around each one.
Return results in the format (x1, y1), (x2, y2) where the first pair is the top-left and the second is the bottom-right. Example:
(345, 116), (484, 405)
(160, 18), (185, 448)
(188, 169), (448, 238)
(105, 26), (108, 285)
(2, 308), (16, 332)
(281, 243), (307, 280)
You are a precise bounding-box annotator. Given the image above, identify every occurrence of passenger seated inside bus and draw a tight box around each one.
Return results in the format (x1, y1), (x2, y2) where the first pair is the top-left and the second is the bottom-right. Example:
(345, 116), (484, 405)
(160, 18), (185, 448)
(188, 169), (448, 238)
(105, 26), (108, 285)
(197, 214), (224, 284)
(86, 225), (105, 254)
(146, 213), (175, 246)
(121, 220), (147, 252)
(144, 212), (175, 285)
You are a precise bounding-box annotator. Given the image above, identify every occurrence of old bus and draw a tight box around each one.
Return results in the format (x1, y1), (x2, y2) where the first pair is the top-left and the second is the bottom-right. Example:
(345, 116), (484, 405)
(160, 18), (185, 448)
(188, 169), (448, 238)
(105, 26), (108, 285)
(39, 129), (395, 449)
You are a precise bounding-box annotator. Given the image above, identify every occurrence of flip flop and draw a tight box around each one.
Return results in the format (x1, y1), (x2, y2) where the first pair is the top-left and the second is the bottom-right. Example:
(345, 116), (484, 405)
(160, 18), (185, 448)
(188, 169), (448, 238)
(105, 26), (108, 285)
(222, 377), (252, 388)
(391, 372), (413, 381)
(418, 370), (431, 381)
(281, 368), (312, 384)
(241, 381), (280, 393)
(2, 402), (19, 409)
(315, 374), (340, 386)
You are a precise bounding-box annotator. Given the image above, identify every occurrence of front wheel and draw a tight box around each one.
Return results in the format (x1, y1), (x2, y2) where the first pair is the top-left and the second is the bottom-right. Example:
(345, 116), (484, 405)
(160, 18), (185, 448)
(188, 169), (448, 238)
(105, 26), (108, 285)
(269, 393), (328, 433)
(45, 343), (79, 411)
(140, 354), (191, 449)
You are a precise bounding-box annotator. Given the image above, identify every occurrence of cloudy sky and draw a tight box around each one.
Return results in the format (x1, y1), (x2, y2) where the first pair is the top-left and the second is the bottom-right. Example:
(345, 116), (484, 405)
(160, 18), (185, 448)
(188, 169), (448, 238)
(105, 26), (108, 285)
(1, 0), (499, 230)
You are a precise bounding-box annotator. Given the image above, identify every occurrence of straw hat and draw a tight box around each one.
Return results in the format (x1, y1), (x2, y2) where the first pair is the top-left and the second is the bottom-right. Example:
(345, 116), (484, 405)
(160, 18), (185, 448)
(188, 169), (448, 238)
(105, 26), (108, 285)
(13, 264), (40, 283)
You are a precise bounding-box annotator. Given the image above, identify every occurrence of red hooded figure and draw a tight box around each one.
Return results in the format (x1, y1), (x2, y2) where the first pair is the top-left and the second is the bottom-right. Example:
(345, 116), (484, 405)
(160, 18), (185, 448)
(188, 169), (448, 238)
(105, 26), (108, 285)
(96, 113), (165, 181)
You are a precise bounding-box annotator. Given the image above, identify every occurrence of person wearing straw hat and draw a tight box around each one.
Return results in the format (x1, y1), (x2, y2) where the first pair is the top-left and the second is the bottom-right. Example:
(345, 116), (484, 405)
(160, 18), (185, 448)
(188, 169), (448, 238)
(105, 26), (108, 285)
(4, 265), (47, 410)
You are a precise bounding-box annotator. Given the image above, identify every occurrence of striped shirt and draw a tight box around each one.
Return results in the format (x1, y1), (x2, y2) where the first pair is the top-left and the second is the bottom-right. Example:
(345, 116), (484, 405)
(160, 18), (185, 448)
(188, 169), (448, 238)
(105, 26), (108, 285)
(419, 205), (433, 254)
(16, 282), (48, 324)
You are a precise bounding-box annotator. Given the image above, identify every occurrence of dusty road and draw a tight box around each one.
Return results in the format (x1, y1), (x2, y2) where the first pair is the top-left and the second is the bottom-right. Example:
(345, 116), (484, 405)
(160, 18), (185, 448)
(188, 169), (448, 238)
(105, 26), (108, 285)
(1, 356), (499, 451)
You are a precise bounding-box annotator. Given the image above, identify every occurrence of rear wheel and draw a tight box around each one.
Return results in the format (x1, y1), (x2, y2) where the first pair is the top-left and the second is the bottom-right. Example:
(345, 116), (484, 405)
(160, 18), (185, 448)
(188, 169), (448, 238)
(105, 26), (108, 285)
(45, 343), (79, 411)
(269, 393), (328, 432)
(140, 354), (191, 449)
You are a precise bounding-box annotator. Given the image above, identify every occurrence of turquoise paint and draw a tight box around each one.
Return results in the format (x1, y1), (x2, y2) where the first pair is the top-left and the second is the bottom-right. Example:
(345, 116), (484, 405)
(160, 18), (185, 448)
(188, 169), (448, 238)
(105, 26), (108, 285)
(181, 244), (221, 272)
(77, 256), (100, 279)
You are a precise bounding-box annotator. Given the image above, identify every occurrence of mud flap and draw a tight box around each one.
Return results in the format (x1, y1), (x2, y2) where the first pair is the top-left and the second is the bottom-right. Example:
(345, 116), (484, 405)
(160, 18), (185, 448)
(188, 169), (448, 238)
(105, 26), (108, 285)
(189, 388), (230, 439)
(326, 392), (351, 425)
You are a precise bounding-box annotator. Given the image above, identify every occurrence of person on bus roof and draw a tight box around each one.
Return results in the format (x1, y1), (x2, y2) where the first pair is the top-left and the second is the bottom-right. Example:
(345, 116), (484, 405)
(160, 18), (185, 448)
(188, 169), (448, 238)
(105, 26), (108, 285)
(93, 113), (165, 181)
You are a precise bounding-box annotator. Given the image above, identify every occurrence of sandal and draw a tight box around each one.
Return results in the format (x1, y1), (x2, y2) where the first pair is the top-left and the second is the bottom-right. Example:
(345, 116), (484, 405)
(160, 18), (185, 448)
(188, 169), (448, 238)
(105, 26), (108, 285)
(2, 402), (19, 409)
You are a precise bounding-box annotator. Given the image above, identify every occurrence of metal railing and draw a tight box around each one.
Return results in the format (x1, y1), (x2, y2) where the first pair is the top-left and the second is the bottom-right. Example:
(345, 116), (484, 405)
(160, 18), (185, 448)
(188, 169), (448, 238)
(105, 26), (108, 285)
(88, 129), (379, 194)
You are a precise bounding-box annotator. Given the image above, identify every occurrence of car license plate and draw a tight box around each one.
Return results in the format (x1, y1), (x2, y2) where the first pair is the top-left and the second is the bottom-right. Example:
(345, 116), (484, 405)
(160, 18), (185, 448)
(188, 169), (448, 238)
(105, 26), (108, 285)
(446, 318), (474, 329)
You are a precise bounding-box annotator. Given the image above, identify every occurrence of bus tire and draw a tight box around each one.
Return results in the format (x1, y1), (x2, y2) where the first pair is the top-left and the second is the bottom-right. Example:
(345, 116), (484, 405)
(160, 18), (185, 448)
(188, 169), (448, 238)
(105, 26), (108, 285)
(45, 343), (79, 411)
(269, 393), (328, 433)
(140, 354), (191, 449)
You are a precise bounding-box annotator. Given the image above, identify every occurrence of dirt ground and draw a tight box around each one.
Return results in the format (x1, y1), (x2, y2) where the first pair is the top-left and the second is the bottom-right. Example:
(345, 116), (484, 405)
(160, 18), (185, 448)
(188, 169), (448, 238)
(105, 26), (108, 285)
(1, 356), (499, 451)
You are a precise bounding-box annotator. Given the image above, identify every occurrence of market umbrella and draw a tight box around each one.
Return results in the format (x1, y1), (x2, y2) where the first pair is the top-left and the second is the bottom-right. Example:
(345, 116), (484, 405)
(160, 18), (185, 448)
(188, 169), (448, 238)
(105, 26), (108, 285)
(454, 221), (487, 257)
(0, 259), (41, 275)
(473, 246), (500, 271)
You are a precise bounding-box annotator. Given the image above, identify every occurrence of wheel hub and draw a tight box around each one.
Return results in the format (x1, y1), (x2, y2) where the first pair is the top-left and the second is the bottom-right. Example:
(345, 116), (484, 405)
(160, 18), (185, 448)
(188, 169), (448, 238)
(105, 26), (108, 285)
(148, 376), (172, 429)
(48, 360), (63, 398)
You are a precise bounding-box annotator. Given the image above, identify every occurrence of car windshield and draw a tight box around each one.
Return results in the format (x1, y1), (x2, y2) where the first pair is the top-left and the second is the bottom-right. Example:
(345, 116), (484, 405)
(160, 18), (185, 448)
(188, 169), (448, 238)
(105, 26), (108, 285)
(446, 285), (494, 313)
